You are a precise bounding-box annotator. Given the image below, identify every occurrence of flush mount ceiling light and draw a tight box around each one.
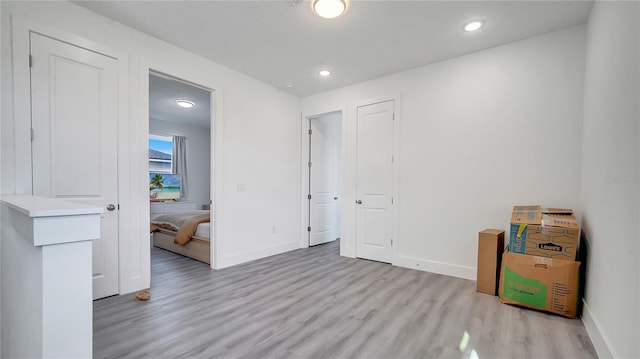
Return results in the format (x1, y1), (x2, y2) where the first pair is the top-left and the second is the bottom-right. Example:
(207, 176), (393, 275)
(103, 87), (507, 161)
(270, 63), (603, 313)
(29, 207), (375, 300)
(463, 20), (484, 32)
(313, 0), (346, 19)
(318, 70), (331, 77)
(175, 100), (195, 108)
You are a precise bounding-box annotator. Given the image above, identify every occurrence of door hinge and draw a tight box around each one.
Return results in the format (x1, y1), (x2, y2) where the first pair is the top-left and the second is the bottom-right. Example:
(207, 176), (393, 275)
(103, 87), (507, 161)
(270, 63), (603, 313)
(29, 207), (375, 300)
(118, 204), (120, 210)
(392, 155), (394, 162)
(392, 197), (394, 204)
(393, 113), (395, 121)
(308, 129), (312, 135)
(29, 54), (33, 67)
(30, 128), (34, 141)
(307, 226), (311, 232)
(308, 194), (312, 200)
(308, 162), (312, 168)
(391, 239), (393, 246)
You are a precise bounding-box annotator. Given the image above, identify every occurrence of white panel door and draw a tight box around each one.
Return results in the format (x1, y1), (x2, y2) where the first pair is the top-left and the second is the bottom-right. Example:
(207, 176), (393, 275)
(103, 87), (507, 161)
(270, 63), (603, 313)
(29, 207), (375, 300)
(30, 32), (119, 300)
(309, 118), (339, 246)
(356, 100), (394, 263)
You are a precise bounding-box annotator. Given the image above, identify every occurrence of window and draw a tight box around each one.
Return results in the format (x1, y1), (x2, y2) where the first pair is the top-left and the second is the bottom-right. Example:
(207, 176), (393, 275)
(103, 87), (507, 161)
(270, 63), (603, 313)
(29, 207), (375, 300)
(149, 134), (173, 173)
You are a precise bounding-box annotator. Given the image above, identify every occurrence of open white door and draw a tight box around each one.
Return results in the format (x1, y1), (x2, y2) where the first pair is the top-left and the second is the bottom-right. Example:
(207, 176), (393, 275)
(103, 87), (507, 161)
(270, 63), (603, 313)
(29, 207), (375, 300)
(355, 100), (394, 263)
(30, 32), (120, 300)
(309, 117), (340, 246)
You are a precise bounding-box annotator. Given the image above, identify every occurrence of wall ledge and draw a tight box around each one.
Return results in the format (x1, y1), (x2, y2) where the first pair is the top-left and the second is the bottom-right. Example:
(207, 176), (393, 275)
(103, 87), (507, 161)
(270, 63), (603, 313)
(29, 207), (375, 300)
(1, 195), (103, 246)
(1, 195), (102, 218)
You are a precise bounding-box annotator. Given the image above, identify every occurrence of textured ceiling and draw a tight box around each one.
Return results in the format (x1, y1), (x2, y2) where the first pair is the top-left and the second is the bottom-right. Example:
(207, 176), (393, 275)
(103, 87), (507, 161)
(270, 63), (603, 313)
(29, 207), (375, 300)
(76, 1), (593, 97)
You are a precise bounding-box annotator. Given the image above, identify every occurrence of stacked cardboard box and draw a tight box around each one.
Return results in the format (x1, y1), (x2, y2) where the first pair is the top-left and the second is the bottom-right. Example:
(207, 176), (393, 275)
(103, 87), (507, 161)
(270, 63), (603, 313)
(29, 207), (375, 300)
(508, 205), (579, 259)
(498, 205), (581, 318)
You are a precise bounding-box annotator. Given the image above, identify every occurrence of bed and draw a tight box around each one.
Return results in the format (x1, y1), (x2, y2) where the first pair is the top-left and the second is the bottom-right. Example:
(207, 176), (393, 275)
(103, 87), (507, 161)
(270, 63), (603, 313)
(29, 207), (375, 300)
(150, 210), (211, 264)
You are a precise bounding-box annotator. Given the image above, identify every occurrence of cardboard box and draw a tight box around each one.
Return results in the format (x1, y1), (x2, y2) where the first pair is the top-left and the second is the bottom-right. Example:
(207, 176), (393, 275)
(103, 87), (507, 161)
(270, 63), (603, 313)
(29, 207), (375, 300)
(499, 251), (580, 318)
(477, 229), (505, 296)
(509, 205), (580, 260)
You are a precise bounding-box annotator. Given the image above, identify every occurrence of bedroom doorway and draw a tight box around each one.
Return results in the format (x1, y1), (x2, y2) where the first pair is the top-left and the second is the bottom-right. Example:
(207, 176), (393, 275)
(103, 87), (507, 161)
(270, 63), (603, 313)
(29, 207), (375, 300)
(148, 72), (213, 267)
(307, 112), (342, 247)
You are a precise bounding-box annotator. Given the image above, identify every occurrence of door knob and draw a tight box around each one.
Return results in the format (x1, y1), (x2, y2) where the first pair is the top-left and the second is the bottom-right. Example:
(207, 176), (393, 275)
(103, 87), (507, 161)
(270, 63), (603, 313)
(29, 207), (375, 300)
(106, 204), (116, 211)
(356, 200), (362, 204)
(334, 197), (339, 200)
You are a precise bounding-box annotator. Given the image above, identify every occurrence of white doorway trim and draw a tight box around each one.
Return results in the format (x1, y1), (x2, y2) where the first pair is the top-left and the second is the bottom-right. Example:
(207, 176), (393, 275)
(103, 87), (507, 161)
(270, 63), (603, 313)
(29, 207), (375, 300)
(299, 109), (347, 253)
(9, 15), (140, 293)
(302, 111), (343, 246)
(140, 61), (224, 271)
(11, 14), (128, 194)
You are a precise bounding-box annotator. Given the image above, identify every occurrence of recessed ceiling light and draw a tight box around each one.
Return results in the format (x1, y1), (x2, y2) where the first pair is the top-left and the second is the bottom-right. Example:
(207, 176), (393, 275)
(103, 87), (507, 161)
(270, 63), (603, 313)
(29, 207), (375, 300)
(463, 21), (483, 32)
(313, 0), (346, 19)
(175, 100), (195, 108)
(319, 70), (331, 77)
(284, 82), (294, 89)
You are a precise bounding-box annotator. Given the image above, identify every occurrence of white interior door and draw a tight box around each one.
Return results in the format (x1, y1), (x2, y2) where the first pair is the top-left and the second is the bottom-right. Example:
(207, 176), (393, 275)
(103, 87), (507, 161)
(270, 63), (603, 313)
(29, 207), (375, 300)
(356, 100), (394, 263)
(309, 117), (339, 246)
(30, 32), (119, 300)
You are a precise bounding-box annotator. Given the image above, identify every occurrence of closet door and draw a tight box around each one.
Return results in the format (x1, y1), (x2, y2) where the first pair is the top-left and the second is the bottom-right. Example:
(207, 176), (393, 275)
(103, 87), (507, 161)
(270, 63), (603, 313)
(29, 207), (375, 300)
(30, 32), (120, 299)
(355, 100), (395, 263)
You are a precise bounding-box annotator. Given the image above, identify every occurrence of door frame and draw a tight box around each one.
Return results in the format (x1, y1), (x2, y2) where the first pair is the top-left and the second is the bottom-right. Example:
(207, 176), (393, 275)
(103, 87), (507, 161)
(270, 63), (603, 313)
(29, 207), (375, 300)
(10, 15), (139, 293)
(140, 63), (223, 270)
(300, 93), (401, 262)
(299, 110), (345, 251)
(305, 112), (342, 247)
(11, 14), (128, 194)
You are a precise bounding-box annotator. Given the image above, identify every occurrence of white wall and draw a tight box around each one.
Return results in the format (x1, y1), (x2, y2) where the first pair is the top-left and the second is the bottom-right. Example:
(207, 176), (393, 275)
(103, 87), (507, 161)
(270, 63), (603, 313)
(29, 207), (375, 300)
(2, 2), (636, 356)
(303, 25), (587, 279)
(580, 2), (639, 358)
(1, 1), (302, 288)
(216, 83), (301, 267)
(150, 119), (211, 208)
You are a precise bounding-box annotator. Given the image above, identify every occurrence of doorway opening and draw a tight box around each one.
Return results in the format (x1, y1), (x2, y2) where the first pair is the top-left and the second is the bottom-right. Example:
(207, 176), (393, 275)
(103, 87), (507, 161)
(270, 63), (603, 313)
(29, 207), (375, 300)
(148, 71), (213, 269)
(307, 111), (343, 247)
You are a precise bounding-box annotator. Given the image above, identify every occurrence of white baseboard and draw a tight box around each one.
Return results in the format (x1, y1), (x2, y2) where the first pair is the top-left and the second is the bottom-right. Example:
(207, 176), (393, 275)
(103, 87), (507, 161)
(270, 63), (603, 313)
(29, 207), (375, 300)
(394, 255), (476, 280)
(581, 299), (617, 359)
(217, 241), (300, 269)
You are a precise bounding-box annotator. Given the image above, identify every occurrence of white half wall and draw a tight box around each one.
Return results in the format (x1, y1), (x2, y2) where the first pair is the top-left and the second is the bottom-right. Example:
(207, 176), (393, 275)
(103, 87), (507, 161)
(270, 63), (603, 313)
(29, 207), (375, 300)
(150, 119), (211, 208)
(302, 25), (587, 280)
(580, 2), (640, 358)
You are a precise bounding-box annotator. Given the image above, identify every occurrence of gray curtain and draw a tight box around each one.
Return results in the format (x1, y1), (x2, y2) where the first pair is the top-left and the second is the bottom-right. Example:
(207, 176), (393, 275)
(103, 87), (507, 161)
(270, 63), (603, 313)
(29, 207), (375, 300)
(172, 135), (188, 197)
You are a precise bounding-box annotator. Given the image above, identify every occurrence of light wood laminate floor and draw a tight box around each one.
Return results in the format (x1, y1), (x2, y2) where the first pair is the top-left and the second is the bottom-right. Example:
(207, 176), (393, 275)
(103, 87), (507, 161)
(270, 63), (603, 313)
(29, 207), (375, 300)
(94, 241), (597, 359)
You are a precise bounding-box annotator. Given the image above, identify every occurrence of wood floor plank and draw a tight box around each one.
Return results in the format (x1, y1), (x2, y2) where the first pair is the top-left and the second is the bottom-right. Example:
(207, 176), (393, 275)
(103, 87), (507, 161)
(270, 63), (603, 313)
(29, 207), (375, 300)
(94, 242), (597, 359)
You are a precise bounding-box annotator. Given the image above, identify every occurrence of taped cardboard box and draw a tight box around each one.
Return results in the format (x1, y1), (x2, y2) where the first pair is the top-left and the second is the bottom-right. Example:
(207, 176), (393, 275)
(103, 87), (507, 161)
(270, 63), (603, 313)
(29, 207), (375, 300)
(509, 205), (580, 260)
(499, 251), (580, 318)
(477, 229), (505, 296)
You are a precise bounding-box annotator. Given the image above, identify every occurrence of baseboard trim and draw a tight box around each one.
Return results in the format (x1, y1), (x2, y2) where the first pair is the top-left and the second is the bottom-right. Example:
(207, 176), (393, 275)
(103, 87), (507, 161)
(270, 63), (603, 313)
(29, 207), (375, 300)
(394, 255), (476, 280)
(581, 299), (617, 359)
(217, 241), (300, 269)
